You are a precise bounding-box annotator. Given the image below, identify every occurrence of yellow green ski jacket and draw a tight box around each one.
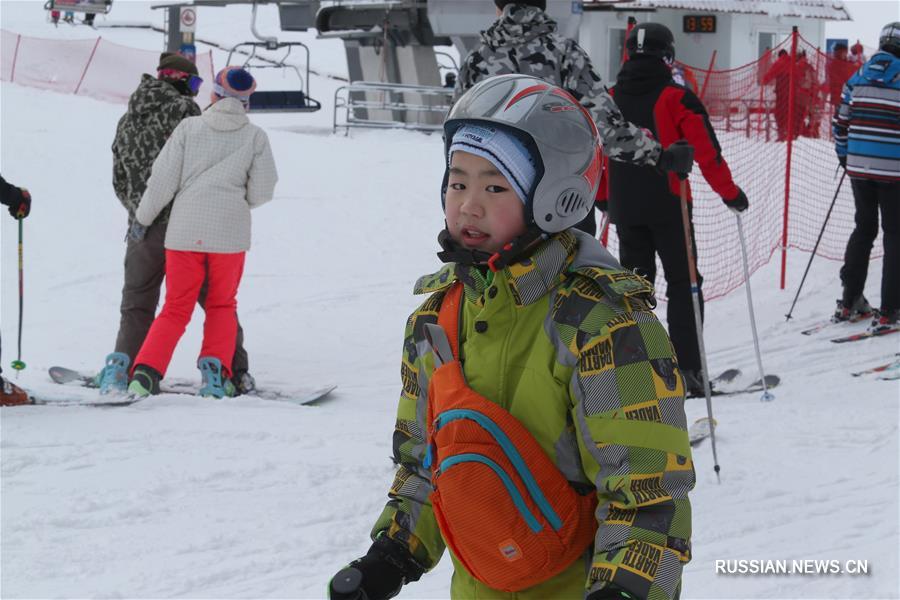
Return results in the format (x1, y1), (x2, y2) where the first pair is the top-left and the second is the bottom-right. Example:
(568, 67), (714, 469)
(372, 230), (695, 599)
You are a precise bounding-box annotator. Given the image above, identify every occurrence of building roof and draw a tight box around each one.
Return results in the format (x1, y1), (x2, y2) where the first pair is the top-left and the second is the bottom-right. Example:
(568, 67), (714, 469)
(583, 0), (852, 21)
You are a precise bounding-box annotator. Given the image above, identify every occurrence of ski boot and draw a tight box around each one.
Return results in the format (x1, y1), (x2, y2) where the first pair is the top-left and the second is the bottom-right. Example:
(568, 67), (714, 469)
(94, 351), (130, 394)
(231, 371), (256, 396)
(868, 309), (899, 335)
(1, 377), (31, 406)
(832, 295), (873, 323)
(682, 369), (714, 399)
(198, 357), (235, 399)
(128, 365), (161, 398)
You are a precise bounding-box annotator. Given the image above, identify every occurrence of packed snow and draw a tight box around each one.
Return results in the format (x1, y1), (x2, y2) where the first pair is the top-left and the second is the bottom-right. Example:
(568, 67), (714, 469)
(1, 2), (898, 599)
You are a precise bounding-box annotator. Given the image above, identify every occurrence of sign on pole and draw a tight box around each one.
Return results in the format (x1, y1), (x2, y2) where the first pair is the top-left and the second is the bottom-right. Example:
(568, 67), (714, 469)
(180, 6), (196, 33)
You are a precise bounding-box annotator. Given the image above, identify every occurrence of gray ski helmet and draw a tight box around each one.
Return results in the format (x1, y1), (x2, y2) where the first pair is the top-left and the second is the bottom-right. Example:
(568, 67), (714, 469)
(879, 22), (900, 55)
(443, 74), (603, 234)
(626, 23), (676, 61)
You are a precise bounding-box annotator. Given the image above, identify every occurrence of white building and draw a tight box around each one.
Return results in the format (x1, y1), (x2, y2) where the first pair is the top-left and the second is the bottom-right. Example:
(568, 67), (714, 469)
(579, 0), (852, 84)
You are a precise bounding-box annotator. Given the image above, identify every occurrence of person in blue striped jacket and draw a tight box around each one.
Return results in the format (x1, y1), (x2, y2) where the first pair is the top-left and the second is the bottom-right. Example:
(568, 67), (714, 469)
(833, 22), (900, 333)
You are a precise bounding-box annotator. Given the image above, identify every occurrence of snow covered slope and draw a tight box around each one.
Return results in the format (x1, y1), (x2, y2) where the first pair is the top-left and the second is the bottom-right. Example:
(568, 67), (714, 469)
(2, 3), (898, 599)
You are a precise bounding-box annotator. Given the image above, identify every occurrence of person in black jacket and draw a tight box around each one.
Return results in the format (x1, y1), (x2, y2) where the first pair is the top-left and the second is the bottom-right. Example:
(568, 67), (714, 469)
(600, 23), (748, 397)
(0, 175), (32, 406)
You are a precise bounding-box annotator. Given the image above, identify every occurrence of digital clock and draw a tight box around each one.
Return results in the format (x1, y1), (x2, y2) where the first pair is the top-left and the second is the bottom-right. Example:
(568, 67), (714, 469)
(683, 15), (717, 34)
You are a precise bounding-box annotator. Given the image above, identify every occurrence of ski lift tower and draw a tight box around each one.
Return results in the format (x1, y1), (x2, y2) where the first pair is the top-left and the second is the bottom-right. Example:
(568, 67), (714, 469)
(151, 1), (322, 112)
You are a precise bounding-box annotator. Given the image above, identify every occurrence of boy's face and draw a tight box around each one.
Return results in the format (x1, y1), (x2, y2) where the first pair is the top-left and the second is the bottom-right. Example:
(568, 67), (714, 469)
(445, 150), (528, 255)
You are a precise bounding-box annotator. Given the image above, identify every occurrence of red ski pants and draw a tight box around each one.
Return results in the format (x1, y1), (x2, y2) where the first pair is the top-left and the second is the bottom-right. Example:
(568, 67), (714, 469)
(134, 250), (245, 378)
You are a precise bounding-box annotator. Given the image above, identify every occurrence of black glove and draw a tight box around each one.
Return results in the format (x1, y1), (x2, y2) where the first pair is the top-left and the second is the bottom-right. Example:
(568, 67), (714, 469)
(586, 583), (641, 600)
(723, 187), (749, 213)
(129, 220), (148, 242)
(656, 140), (694, 179)
(329, 536), (425, 600)
(838, 155), (847, 169)
(7, 187), (30, 219)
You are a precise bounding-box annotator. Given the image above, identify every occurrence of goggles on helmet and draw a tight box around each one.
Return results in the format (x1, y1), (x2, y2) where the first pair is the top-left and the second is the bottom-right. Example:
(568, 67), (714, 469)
(158, 68), (203, 96)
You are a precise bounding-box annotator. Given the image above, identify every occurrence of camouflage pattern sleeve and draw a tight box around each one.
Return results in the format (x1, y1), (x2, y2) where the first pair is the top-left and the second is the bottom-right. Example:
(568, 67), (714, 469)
(452, 52), (478, 105)
(561, 41), (662, 166)
(370, 297), (447, 570)
(135, 122), (187, 226)
(570, 297), (694, 600)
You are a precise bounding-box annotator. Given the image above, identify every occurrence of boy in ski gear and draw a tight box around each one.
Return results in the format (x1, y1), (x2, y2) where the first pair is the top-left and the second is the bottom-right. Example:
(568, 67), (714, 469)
(833, 22), (900, 333)
(454, 1), (695, 236)
(0, 176), (31, 406)
(100, 54), (254, 394)
(599, 23), (746, 398)
(128, 67), (276, 398)
(330, 74), (693, 600)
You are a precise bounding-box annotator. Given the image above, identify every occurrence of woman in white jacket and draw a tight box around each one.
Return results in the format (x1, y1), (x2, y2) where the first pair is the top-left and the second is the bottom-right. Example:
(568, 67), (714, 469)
(128, 66), (278, 398)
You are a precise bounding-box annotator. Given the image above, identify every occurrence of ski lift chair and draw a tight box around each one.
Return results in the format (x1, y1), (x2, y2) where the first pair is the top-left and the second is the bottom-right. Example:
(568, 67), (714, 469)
(44, 0), (113, 15)
(226, 41), (322, 113)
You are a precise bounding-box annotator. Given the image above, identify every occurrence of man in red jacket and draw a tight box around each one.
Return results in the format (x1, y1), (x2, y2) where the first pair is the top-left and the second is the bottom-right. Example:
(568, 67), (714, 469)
(600, 23), (748, 397)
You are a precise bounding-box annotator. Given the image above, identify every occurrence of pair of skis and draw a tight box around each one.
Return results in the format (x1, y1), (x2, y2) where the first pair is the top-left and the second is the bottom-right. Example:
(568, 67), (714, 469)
(800, 314), (900, 344)
(687, 368), (781, 399)
(32, 366), (336, 407)
(851, 355), (900, 380)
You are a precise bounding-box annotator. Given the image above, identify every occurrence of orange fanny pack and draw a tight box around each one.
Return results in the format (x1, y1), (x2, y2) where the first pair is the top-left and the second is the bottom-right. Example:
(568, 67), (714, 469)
(423, 283), (597, 592)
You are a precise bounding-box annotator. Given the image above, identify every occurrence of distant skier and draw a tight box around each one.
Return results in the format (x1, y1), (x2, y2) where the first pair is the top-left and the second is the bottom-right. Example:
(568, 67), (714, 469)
(762, 49), (793, 141)
(127, 67), (277, 398)
(453, 0), (695, 236)
(832, 22), (900, 333)
(329, 75), (694, 600)
(96, 53), (255, 396)
(0, 175), (32, 406)
(598, 23), (748, 397)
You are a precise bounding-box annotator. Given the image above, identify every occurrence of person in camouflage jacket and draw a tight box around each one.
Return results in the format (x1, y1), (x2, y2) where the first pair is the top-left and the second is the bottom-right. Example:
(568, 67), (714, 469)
(113, 91), (196, 222)
(454, 0), (691, 173)
(453, 1), (694, 236)
(96, 54), (253, 394)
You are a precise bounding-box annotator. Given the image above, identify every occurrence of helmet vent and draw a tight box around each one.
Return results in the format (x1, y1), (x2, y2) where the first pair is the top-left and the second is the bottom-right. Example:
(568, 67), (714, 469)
(556, 189), (586, 216)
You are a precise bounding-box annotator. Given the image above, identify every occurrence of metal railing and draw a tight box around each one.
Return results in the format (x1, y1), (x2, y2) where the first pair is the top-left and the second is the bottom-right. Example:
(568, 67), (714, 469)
(333, 81), (454, 134)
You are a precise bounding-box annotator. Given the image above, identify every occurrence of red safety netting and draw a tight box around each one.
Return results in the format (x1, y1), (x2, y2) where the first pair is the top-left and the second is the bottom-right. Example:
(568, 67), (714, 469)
(601, 30), (880, 301)
(1, 29), (879, 302)
(1, 30), (215, 105)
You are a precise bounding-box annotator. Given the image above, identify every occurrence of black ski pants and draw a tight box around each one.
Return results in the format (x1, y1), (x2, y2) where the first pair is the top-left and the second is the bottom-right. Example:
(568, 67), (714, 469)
(841, 178), (900, 313)
(115, 220), (249, 375)
(617, 209), (704, 372)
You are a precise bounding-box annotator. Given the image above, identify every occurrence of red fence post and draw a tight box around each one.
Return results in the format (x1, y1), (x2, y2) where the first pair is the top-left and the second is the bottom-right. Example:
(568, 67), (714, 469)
(780, 27), (799, 290)
(74, 36), (102, 96)
(10, 33), (22, 83)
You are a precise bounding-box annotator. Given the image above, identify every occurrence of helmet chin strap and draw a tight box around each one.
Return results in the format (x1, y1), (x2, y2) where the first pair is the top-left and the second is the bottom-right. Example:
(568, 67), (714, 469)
(437, 225), (547, 272)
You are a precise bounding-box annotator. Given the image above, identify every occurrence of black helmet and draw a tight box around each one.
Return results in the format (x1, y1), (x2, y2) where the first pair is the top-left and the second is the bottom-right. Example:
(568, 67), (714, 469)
(626, 22), (675, 61)
(879, 21), (900, 56)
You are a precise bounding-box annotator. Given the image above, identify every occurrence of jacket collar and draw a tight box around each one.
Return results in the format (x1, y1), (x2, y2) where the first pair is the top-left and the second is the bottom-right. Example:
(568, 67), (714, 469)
(415, 231), (580, 307)
(615, 56), (674, 95)
(202, 97), (249, 131)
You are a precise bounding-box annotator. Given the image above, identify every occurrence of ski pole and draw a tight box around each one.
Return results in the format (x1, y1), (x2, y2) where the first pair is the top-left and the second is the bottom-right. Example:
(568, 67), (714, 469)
(11, 216), (26, 376)
(735, 212), (774, 402)
(785, 169), (847, 321)
(678, 177), (720, 482)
